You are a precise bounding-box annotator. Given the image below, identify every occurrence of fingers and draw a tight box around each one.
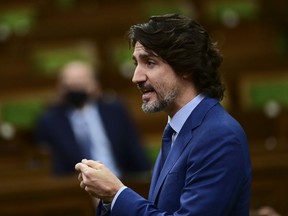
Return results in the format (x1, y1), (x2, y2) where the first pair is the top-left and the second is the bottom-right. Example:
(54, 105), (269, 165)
(80, 180), (86, 189)
(81, 159), (102, 169)
(75, 159), (102, 192)
(77, 169), (85, 188)
(75, 159), (102, 172)
(78, 172), (83, 181)
(75, 160), (94, 172)
(75, 162), (86, 172)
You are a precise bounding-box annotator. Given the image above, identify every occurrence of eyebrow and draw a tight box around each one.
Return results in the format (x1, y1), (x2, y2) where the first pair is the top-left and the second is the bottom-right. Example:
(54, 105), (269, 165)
(132, 53), (148, 61)
(132, 52), (158, 62)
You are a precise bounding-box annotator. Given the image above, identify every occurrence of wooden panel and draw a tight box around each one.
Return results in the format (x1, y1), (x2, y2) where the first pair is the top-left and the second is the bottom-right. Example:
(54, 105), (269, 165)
(251, 168), (288, 215)
(0, 176), (95, 216)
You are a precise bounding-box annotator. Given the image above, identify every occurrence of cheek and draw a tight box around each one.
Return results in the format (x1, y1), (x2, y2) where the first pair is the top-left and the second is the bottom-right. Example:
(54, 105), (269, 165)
(154, 79), (176, 99)
(150, 66), (178, 96)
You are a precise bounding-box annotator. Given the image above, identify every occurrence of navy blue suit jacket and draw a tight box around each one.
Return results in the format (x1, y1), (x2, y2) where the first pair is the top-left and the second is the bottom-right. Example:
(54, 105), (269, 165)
(35, 96), (151, 176)
(101, 97), (251, 216)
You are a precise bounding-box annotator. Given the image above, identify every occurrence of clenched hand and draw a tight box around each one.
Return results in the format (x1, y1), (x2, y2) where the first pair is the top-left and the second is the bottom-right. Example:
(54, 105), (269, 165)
(75, 159), (125, 203)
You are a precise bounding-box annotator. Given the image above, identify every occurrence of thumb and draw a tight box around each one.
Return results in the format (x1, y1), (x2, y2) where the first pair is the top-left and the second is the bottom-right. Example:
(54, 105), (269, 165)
(75, 162), (89, 172)
(82, 159), (101, 169)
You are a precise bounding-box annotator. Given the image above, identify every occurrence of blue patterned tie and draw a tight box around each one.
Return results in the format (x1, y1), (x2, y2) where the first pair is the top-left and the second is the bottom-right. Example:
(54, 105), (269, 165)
(161, 123), (174, 168)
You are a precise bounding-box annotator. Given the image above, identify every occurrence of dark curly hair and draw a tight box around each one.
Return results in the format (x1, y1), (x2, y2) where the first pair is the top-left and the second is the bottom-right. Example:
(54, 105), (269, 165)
(128, 13), (225, 101)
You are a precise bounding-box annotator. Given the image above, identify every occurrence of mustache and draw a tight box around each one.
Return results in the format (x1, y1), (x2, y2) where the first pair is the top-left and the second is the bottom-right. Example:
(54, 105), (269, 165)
(136, 82), (154, 93)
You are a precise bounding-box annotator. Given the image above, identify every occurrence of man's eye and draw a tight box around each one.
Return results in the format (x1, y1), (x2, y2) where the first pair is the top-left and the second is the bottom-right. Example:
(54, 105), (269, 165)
(147, 60), (155, 66)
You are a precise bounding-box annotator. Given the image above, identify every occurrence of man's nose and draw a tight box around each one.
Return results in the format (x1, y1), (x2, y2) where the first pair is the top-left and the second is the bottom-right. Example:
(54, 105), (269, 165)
(132, 65), (146, 84)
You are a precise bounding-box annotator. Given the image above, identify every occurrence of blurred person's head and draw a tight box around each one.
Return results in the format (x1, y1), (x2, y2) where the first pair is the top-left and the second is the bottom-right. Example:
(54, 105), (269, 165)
(57, 61), (101, 108)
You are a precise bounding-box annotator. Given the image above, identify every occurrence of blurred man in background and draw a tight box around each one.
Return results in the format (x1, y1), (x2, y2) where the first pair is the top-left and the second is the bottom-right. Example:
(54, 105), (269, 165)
(35, 60), (151, 178)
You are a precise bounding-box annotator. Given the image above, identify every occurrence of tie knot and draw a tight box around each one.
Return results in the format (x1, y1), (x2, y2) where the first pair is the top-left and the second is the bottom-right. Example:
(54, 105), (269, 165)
(162, 124), (174, 139)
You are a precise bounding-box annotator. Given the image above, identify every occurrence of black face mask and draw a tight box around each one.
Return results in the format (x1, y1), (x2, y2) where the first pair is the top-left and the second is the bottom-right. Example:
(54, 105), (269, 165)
(64, 90), (89, 108)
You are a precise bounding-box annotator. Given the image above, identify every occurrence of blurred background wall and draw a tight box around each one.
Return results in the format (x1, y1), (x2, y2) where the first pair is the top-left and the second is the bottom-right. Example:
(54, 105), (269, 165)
(0, 0), (287, 215)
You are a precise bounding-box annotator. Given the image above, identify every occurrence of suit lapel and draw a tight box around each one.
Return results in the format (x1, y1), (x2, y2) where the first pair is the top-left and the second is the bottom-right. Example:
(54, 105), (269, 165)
(150, 97), (219, 203)
(150, 128), (192, 202)
(148, 155), (161, 200)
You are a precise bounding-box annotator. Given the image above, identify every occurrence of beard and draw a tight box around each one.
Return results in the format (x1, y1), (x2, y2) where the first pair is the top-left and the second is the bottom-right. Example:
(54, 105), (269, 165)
(141, 89), (177, 113)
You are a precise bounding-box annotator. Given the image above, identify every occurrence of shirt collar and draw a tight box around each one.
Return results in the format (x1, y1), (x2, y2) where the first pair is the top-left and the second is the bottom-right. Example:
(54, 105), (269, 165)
(168, 94), (205, 134)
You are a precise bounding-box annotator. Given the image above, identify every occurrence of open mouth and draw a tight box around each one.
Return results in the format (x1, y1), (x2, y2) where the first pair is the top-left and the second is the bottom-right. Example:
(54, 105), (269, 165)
(140, 87), (155, 100)
(136, 83), (156, 100)
(142, 88), (154, 94)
